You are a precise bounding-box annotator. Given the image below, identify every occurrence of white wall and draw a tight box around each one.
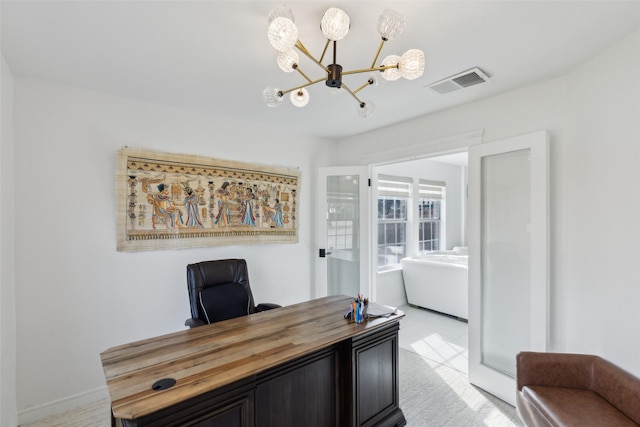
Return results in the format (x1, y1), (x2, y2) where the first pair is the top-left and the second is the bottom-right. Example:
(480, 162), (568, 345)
(1, 54), (18, 427)
(559, 29), (640, 369)
(339, 30), (640, 377)
(12, 78), (335, 423)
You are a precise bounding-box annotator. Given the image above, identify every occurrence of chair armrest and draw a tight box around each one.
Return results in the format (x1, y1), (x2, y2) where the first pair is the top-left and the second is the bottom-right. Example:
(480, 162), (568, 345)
(516, 351), (597, 391)
(592, 357), (640, 423)
(256, 303), (281, 312)
(185, 318), (206, 328)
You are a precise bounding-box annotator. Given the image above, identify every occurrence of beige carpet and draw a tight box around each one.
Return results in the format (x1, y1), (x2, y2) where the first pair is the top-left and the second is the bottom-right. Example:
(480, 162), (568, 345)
(21, 348), (523, 426)
(400, 348), (523, 426)
(19, 398), (112, 427)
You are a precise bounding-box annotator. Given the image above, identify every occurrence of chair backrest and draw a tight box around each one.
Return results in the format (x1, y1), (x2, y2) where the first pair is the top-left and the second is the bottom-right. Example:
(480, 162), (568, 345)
(186, 259), (257, 324)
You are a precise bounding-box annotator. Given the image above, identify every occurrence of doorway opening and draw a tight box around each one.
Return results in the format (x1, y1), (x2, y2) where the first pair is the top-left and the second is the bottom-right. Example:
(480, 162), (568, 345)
(372, 152), (469, 306)
(372, 151), (470, 375)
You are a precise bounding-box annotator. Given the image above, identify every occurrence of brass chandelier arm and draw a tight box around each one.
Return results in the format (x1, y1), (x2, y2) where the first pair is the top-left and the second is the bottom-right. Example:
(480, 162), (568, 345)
(318, 39), (331, 64)
(370, 39), (387, 69)
(341, 64), (398, 76)
(295, 66), (314, 84)
(340, 82), (365, 107)
(295, 40), (329, 72)
(294, 40), (311, 56)
(279, 77), (327, 96)
(353, 78), (374, 95)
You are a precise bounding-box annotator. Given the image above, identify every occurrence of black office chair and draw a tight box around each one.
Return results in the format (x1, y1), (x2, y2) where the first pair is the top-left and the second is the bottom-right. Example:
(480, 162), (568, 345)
(185, 259), (281, 328)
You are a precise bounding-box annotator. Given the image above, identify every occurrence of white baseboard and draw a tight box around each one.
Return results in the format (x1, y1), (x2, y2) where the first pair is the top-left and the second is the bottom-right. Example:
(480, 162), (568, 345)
(17, 386), (109, 425)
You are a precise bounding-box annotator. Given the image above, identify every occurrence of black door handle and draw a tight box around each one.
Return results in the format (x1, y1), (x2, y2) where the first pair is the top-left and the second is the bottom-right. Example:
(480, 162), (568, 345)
(319, 249), (333, 257)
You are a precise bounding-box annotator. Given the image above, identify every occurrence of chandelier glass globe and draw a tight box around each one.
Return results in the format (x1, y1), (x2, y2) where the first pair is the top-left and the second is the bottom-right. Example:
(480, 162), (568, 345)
(357, 100), (376, 119)
(268, 17), (298, 52)
(399, 49), (425, 80)
(277, 49), (299, 72)
(290, 88), (310, 107)
(380, 55), (401, 81)
(377, 9), (405, 40)
(263, 86), (284, 107)
(321, 8), (350, 41)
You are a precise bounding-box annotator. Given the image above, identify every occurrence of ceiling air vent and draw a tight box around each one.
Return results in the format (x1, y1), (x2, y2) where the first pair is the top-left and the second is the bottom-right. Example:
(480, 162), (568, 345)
(426, 67), (490, 94)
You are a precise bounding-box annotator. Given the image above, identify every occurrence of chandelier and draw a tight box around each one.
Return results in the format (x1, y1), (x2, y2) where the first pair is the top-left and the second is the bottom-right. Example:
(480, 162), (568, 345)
(263, 6), (425, 118)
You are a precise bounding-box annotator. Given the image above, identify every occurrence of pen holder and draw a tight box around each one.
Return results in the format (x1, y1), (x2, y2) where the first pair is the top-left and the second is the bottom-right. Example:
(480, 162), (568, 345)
(358, 303), (368, 323)
(354, 300), (368, 324)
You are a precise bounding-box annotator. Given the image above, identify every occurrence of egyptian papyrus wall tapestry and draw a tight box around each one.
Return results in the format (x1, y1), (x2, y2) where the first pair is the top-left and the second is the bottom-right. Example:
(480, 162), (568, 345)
(116, 147), (300, 252)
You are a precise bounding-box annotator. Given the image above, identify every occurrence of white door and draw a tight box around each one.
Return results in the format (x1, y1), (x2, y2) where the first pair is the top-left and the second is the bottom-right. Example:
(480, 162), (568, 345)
(468, 131), (549, 405)
(315, 166), (370, 298)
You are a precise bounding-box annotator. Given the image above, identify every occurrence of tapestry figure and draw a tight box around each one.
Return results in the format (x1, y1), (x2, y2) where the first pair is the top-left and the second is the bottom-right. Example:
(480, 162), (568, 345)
(241, 188), (256, 226)
(214, 181), (232, 227)
(147, 183), (183, 229)
(273, 198), (284, 228)
(183, 187), (204, 228)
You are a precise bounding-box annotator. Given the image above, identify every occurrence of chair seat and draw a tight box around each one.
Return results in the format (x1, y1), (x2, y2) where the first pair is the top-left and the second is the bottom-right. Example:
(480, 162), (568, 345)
(522, 385), (639, 426)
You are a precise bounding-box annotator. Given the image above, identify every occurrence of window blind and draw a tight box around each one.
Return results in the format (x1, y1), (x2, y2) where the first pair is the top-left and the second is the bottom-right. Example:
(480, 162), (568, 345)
(378, 174), (412, 198)
(419, 179), (446, 200)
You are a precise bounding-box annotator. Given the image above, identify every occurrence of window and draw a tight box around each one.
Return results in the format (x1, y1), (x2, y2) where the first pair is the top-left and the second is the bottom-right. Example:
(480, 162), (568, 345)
(327, 195), (356, 250)
(377, 175), (411, 269)
(326, 175), (359, 251)
(418, 180), (445, 253)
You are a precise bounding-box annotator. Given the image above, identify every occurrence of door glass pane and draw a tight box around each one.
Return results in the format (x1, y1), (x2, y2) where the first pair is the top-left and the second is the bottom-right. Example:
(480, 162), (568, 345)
(480, 149), (531, 377)
(327, 175), (360, 296)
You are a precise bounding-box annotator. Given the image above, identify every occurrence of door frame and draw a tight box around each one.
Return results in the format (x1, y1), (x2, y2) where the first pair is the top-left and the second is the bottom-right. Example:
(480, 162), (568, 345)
(315, 130), (483, 301)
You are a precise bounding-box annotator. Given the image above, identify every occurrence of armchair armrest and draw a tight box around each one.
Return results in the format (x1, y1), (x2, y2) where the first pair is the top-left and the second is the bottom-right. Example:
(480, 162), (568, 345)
(256, 303), (281, 312)
(185, 318), (206, 328)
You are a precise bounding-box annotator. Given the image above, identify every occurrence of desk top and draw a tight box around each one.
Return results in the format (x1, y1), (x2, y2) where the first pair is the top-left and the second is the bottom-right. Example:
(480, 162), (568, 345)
(101, 295), (404, 420)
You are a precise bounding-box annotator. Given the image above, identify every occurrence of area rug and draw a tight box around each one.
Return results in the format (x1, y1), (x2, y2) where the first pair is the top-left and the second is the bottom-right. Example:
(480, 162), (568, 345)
(399, 348), (523, 426)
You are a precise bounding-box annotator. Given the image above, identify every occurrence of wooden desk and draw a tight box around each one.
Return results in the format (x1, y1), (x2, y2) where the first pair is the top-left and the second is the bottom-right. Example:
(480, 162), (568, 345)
(101, 295), (406, 427)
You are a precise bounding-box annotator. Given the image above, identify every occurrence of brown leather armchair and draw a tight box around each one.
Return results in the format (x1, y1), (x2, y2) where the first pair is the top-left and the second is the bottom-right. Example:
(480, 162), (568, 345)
(516, 351), (640, 426)
(185, 259), (280, 328)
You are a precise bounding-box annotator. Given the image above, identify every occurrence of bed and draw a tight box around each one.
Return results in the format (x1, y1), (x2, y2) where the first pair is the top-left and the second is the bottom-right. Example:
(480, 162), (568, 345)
(400, 247), (468, 319)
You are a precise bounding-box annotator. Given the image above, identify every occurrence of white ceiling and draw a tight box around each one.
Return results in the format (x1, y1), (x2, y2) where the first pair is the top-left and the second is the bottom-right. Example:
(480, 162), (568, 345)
(2, 1), (639, 140)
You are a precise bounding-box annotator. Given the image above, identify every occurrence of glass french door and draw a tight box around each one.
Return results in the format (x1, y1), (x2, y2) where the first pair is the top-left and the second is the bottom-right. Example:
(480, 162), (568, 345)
(315, 166), (370, 299)
(468, 131), (549, 405)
